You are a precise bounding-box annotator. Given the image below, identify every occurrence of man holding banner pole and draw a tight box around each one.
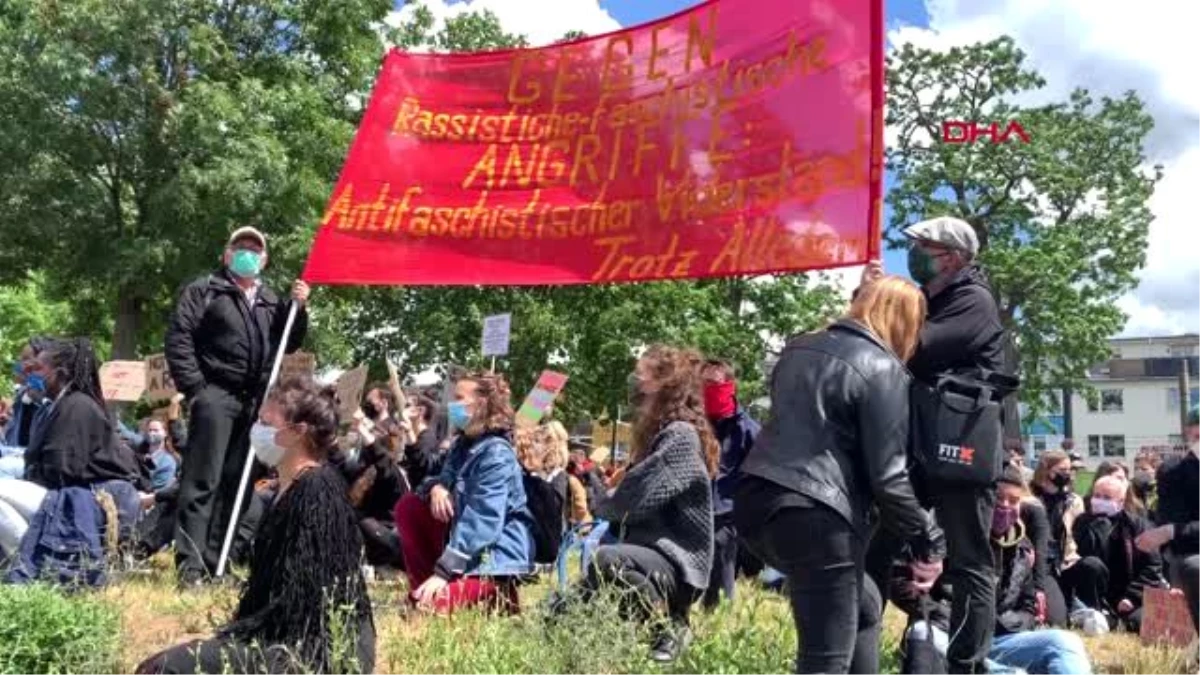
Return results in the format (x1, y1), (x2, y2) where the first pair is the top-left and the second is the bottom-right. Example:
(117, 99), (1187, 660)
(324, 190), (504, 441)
(165, 226), (309, 586)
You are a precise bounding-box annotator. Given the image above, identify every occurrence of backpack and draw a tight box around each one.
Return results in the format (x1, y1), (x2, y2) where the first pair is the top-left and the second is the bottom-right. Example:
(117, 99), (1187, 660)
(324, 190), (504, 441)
(523, 469), (567, 565)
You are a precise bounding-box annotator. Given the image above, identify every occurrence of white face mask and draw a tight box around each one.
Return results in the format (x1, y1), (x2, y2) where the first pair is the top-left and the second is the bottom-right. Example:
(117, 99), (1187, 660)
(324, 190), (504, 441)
(250, 422), (286, 467)
(1090, 497), (1122, 517)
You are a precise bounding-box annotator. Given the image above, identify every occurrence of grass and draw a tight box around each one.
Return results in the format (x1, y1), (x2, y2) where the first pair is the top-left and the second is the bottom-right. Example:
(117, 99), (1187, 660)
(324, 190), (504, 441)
(4, 552), (1192, 674)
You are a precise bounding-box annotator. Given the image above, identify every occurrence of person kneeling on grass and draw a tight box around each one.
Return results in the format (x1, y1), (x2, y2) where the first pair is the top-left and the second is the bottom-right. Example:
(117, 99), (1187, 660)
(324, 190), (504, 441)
(137, 378), (374, 675)
(899, 465), (1094, 675)
(561, 346), (717, 664)
(392, 371), (534, 614)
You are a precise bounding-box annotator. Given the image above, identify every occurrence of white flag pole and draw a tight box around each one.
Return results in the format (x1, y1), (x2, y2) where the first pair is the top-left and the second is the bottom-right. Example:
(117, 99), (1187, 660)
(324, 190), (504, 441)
(215, 301), (299, 578)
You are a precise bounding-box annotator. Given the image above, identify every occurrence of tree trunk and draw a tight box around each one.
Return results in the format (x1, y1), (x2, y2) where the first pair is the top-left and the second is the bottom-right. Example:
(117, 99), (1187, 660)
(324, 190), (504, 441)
(1002, 330), (1022, 443)
(113, 283), (143, 359)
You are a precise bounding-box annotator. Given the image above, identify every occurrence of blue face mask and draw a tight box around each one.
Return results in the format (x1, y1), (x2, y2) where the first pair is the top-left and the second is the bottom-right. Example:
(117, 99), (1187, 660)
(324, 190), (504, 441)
(229, 249), (263, 278)
(25, 373), (46, 394)
(447, 401), (471, 431)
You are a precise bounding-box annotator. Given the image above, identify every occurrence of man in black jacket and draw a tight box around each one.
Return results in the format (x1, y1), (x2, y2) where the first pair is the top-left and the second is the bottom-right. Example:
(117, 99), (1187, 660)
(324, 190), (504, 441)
(860, 216), (1007, 673)
(166, 226), (309, 585)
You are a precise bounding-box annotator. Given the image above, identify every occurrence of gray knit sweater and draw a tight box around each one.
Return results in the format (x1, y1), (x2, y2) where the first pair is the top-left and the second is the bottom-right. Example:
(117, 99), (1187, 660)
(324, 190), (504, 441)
(596, 421), (715, 590)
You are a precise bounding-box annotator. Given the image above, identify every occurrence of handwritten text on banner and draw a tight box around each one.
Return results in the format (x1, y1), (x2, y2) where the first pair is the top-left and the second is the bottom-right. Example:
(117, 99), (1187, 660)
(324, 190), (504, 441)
(302, 0), (883, 285)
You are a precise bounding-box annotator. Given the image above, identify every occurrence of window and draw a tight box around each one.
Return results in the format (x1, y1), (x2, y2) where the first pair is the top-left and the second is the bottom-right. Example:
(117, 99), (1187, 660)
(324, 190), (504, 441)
(1033, 437), (1047, 452)
(1086, 434), (1126, 458)
(1167, 387), (1200, 412)
(1087, 389), (1124, 413)
(1102, 434), (1126, 458)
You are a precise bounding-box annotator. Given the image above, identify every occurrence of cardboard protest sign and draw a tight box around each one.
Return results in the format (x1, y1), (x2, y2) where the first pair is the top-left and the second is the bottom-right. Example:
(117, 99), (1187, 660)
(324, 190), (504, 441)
(515, 370), (568, 427)
(280, 351), (317, 382)
(335, 365), (370, 420)
(146, 353), (177, 400)
(99, 361), (147, 402)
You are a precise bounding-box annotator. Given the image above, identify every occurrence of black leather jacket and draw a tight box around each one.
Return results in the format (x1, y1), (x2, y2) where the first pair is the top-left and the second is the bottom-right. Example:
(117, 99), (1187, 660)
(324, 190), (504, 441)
(740, 320), (944, 560)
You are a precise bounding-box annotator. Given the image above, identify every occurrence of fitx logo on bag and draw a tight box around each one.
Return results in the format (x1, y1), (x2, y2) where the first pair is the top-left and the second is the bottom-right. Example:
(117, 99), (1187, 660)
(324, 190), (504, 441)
(938, 443), (976, 466)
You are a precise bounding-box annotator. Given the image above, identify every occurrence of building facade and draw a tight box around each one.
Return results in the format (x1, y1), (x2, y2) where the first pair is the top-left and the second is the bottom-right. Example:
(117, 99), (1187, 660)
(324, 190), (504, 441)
(1024, 334), (1199, 468)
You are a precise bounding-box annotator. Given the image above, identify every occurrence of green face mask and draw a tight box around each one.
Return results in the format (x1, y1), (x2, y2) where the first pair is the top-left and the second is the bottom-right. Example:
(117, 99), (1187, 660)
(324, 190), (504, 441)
(907, 246), (939, 286)
(229, 249), (262, 278)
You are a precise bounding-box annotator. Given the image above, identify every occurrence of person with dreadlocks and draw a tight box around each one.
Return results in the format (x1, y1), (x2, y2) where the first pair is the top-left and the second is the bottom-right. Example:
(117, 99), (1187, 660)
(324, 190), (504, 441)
(0, 338), (141, 558)
(138, 377), (374, 674)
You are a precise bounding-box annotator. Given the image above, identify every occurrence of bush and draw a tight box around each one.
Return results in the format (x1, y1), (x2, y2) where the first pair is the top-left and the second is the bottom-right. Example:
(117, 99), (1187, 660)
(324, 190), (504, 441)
(0, 584), (121, 674)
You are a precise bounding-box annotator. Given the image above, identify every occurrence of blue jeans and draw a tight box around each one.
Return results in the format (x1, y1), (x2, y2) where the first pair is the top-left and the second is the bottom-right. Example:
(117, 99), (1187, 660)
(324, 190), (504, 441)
(910, 622), (1092, 674)
(991, 631), (1092, 675)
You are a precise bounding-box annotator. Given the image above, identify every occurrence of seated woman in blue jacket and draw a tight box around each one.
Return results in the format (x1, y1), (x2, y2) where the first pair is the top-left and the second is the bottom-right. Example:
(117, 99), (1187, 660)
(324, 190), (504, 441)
(393, 371), (534, 613)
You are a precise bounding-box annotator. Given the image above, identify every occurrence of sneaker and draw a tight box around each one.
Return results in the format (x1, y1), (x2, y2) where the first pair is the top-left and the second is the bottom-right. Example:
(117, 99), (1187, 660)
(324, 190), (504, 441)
(650, 624), (693, 664)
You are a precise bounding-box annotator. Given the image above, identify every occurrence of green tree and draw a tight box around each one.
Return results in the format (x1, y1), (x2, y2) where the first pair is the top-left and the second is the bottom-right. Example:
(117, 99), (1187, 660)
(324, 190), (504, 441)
(322, 5), (843, 421)
(0, 0), (396, 358)
(0, 272), (80, 365)
(885, 37), (1159, 415)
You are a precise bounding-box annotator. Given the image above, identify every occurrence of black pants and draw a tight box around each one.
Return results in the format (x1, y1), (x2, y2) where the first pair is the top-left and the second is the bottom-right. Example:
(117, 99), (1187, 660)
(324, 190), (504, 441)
(1170, 553), (1200, 630)
(930, 485), (996, 673)
(739, 503), (881, 674)
(703, 513), (738, 609)
(584, 543), (699, 626)
(175, 385), (260, 577)
(865, 485), (995, 673)
(136, 637), (295, 674)
(1044, 574), (1068, 628)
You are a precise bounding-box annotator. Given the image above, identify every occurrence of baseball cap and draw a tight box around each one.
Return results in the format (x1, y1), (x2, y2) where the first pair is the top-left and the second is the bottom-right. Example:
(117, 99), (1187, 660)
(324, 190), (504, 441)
(903, 216), (979, 256)
(228, 226), (267, 251)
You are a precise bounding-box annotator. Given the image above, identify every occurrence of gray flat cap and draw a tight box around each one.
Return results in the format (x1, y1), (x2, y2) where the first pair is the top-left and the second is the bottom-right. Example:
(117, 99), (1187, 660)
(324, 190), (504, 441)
(903, 216), (979, 256)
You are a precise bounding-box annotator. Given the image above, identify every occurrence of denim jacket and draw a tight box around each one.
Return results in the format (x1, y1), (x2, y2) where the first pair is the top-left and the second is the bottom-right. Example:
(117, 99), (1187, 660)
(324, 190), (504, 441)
(433, 432), (535, 579)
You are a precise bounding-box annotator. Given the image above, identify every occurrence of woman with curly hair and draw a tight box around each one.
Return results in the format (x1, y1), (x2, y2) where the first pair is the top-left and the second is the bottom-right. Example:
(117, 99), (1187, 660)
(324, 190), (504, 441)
(570, 345), (718, 664)
(393, 371), (534, 613)
(138, 377), (374, 674)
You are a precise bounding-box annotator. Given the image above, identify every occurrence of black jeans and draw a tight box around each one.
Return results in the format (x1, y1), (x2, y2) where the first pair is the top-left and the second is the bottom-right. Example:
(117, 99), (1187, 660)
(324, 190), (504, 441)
(360, 517), (404, 568)
(703, 513), (738, 609)
(584, 543), (699, 626)
(930, 484), (996, 674)
(738, 502), (881, 674)
(175, 385), (260, 577)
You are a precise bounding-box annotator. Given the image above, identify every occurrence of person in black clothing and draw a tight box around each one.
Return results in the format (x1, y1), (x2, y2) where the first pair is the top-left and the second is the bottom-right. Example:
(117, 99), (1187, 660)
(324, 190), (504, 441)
(165, 226), (310, 585)
(337, 402), (410, 569)
(1138, 404), (1199, 630)
(699, 359), (759, 609)
(737, 277), (946, 674)
(400, 392), (443, 488)
(860, 216), (1007, 673)
(1069, 474), (1166, 632)
(0, 339), (143, 557)
(137, 378), (374, 674)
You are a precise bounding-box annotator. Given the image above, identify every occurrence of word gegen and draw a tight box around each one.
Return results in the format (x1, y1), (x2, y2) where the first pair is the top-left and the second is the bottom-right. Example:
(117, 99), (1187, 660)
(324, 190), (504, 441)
(941, 120), (1031, 145)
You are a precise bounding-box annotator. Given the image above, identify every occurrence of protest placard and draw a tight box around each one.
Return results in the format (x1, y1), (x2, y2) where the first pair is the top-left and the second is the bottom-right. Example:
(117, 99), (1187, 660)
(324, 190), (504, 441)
(335, 365), (370, 420)
(516, 370), (568, 427)
(99, 361), (148, 402)
(482, 314), (512, 357)
(280, 351), (317, 382)
(146, 353), (177, 401)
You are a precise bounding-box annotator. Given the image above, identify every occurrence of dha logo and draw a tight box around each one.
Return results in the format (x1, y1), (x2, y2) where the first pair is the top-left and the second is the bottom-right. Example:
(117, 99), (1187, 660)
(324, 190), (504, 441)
(938, 443), (976, 466)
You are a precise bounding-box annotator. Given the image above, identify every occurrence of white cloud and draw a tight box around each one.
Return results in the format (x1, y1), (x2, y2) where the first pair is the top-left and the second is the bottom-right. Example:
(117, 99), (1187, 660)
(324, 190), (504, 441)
(386, 0), (621, 49)
(889, 0), (1200, 338)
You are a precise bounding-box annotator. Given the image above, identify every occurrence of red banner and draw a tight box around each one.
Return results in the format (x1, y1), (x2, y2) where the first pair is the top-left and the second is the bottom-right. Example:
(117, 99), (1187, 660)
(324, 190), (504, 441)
(302, 0), (883, 286)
